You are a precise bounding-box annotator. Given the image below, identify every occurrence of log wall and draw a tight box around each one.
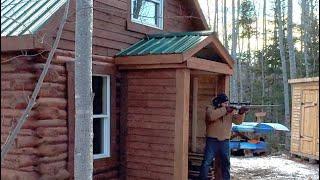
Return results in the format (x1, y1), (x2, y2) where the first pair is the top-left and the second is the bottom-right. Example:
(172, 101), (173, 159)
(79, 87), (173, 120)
(1, 51), (120, 179)
(123, 69), (177, 179)
(1, 52), (69, 180)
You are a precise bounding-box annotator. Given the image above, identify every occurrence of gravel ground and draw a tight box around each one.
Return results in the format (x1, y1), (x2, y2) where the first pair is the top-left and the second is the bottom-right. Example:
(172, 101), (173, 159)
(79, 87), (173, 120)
(230, 154), (319, 180)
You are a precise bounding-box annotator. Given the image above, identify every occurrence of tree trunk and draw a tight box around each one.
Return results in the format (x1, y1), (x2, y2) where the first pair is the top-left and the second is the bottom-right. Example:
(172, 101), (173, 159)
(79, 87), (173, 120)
(261, 0), (266, 105)
(287, 0), (297, 79)
(223, 0), (228, 49)
(301, 0), (310, 77)
(276, 0), (290, 150)
(206, 0), (212, 29)
(231, 0), (238, 102)
(214, 0), (218, 32)
(74, 0), (94, 179)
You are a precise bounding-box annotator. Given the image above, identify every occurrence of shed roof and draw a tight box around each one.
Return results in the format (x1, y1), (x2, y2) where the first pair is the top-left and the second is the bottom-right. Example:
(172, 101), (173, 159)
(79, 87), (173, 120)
(116, 31), (214, 57)
(1, 0), (67, 37)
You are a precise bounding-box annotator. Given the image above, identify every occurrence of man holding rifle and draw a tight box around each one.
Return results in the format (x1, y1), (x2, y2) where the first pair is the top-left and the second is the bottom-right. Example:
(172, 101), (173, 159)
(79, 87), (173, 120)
(199, 93), (249, 180)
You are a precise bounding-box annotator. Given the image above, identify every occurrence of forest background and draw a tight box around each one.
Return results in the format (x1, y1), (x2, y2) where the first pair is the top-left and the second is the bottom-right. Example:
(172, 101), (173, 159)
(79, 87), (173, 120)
(198, 0), (319, 151)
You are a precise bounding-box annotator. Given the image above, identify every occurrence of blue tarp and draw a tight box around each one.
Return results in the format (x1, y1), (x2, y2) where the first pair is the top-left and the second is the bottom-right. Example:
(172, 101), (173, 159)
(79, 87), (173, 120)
(230, 140), (267, 150)
(232, 122), (290, 133)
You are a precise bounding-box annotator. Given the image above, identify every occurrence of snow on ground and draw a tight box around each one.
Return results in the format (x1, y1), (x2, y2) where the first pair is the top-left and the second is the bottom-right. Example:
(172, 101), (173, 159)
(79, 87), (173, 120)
(230, 154), (319, 180)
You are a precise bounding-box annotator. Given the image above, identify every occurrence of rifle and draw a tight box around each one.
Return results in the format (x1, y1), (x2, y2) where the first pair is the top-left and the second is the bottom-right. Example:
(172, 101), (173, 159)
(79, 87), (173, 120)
(229, 102), (280, 110)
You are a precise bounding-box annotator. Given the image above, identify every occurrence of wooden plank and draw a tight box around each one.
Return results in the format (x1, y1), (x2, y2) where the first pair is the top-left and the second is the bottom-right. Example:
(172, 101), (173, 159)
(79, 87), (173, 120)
(119, 72), (128, 179)
(126, 142), (174, 152)
(127, 70), (176, 79)
(288, 77), (319, 84)
(192, 77), (198, 152)
(118, 63), (187, 70)
(127, 107), (175, 116)
(174, 69), (190, 180)
(115, 54), (184, 65)
(66, 62), (75, 179)
(187, 57), (233, 75)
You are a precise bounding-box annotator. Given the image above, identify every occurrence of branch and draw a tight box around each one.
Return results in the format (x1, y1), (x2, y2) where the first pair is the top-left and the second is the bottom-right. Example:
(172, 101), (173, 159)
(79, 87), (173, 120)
(1, 0), (71, 162)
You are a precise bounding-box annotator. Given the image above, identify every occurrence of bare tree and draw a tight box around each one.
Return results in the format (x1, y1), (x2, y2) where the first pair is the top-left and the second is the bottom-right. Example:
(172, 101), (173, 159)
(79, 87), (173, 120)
(74, 0), (94, 179)
(261, 0), (266, 105)
(301, 0), (310, 77)
(276, 0), (290, 149)
(231, 0), (239, 102)
(287, 0), (297, 79)
(223, 0), (228, 49)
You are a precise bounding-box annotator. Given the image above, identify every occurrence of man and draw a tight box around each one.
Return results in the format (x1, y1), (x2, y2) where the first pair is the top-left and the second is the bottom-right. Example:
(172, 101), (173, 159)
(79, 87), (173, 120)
(199, 93), (249, 180)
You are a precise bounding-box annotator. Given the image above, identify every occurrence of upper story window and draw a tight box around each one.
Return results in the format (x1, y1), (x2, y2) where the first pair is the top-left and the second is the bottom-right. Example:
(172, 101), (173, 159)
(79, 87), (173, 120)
(131, 0), (163, 29)
(92, 75), (111, 159)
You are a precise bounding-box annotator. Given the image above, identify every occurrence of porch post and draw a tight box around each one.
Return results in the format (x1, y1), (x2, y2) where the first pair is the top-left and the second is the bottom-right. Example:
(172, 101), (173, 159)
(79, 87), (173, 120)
(174, 69), (190, 180)
(192, 77), (198, 152)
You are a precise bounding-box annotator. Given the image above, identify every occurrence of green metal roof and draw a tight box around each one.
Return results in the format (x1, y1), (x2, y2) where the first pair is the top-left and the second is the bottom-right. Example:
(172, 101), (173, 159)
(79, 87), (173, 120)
(116, 31), (215, 57)
(1, 0), (67, 37)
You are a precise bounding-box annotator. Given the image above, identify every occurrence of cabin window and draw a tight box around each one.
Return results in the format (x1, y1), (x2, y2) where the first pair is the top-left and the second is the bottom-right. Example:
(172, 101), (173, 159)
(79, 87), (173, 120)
(131, 0), (163, 29)
(92, 75), (111, 159)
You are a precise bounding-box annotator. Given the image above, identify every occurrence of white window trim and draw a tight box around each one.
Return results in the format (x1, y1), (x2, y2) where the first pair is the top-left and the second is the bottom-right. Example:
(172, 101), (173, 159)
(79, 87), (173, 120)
(131, 0), (164, 30)
(92, 75), (111, 160)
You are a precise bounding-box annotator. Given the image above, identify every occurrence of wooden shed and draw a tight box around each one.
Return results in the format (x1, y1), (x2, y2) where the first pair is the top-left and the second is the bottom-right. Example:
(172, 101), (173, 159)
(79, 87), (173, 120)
(289, 77), (319, 160)
(115, 31), (234, 179)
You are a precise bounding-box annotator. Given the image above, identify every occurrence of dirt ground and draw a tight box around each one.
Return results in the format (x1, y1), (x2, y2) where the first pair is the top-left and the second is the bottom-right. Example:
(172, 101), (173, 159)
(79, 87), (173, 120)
(230, 154), (319, 180)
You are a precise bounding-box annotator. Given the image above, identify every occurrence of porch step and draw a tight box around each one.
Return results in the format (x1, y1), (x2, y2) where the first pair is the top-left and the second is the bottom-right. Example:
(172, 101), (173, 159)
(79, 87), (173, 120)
(188, 152), (215, 180)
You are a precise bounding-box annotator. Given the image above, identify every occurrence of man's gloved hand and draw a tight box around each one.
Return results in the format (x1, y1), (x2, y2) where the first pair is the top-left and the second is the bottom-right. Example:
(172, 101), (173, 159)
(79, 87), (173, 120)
(226, 106), (234, 113)
(239, 106), (249, 114)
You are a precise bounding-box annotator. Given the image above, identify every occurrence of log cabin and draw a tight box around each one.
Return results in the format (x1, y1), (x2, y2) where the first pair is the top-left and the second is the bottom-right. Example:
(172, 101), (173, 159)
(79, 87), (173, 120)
(1, 0), (234, 179)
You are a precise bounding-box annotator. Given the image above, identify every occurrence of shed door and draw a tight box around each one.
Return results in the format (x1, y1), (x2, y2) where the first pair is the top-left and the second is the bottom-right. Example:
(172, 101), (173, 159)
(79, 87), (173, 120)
(315, 90), (319, 157)
(300, 89), (318, 155)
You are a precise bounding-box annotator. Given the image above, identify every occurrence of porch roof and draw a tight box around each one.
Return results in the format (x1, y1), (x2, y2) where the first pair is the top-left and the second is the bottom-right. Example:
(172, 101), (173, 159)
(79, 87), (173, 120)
(115, 31), (235, 74)
(116, 31), (214, 57)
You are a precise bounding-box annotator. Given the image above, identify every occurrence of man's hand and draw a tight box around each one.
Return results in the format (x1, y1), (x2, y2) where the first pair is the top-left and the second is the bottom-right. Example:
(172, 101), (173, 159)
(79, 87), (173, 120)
(239, 106), (249, 114)
(226, 106), (234, 113)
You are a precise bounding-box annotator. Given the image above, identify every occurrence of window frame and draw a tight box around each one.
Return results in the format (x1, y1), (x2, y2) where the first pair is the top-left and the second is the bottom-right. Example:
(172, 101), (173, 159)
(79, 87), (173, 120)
(131, 0), (164, 30)
(92, 74), (111, 160)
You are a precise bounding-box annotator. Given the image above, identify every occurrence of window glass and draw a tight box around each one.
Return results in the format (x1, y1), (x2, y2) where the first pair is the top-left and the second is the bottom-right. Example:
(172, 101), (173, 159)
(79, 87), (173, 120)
(92, 75), (110, 159)
(132, 0), (163, 29)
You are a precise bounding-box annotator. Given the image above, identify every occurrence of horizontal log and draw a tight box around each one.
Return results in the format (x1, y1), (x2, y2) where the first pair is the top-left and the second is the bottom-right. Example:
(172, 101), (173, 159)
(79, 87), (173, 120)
(127, 128), (174, 138)
(127, 70), (176, 79)
(127, 135), (174, 145)
(126, 142), (174, 153)
(1, 127), (35, 136)
(34, 107), (67, 120)
(127, 148), (174, 160)
(1, 168), (39, 180)
(127, 92), (176, 101)
(36, 98), (67, 110)
(127, 121), (175, 131)
(128, 100), (176, 109)
(39, 169), (70, 180)
(38, 144), (67, 156)
(1, 73), (37, 81)
(8, 147), (39, 155)
(16, 136), (41, 148)
(127, 168), (173, 179)
(33, 119), (67, 128)
(33, 63), (66, 74)
(128, 78), (176, 86)
(38, 161), (67, 175)
(3, 154), (38, 168)
(39, 135), (68, 144)
(127, 107), (175, 116)
(127, 155), (174, 167)
(127, 162), (173, 174)
(128, 85), (176, 94)
(127, 114), (175, 123)
(39, 153), (67, 163)
(36, 127), (67, 137)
